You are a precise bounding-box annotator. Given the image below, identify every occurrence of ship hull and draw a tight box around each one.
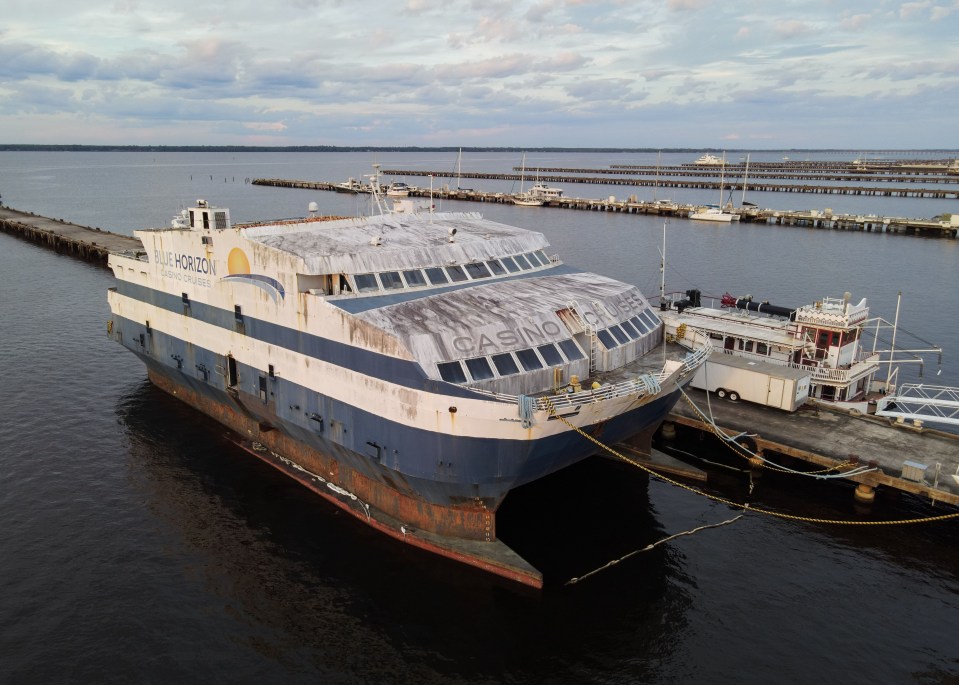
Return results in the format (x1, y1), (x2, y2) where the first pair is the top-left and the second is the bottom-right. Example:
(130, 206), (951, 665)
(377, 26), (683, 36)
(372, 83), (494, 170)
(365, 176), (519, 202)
(132, 348), (684, 587)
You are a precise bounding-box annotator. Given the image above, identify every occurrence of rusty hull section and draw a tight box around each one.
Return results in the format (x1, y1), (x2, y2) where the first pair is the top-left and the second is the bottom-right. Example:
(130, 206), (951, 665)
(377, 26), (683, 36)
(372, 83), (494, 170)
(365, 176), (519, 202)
(147, 369), (543, 588)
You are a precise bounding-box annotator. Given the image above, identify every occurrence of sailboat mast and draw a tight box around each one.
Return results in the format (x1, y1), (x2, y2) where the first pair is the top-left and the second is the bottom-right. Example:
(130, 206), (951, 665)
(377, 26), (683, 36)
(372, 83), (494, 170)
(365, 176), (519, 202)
(719, 151), (726, 206)
(741, 153), (750, 206)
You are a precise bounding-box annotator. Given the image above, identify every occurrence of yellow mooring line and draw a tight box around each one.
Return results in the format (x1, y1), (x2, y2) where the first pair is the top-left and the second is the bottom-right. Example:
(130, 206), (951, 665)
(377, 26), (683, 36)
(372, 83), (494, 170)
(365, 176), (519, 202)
(542, 397), (959, 527)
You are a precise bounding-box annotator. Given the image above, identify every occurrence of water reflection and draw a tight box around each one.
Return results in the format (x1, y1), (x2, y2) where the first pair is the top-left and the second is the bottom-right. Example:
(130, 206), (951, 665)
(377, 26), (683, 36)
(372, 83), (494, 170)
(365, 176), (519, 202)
(115, 380), (698, 683)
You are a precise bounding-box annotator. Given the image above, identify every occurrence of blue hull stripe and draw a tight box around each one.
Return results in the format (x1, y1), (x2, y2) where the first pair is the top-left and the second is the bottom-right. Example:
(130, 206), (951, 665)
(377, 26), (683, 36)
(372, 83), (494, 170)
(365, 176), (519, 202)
(117, 314), (680, 504)
(114, 281), (483, 399)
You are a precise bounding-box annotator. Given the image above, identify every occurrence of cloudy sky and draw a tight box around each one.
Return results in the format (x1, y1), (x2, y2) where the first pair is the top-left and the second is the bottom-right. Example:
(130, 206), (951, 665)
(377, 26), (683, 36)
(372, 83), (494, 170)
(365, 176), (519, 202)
(2, 0), (957, 148)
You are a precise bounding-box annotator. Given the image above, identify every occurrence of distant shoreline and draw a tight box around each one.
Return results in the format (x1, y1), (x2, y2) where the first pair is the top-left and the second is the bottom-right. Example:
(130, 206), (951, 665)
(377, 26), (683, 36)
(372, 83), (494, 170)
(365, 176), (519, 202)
(1, 144), (957, 154)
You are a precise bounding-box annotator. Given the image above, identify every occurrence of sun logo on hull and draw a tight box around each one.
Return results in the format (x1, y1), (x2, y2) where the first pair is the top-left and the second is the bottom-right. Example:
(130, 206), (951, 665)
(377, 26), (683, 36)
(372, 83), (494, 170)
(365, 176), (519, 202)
(221, 248), (286, 302)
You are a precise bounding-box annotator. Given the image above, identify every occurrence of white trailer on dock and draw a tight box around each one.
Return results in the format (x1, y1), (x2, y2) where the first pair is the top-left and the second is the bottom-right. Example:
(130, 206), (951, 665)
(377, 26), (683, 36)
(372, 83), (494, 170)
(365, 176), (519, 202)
(691, 352), (811, 411)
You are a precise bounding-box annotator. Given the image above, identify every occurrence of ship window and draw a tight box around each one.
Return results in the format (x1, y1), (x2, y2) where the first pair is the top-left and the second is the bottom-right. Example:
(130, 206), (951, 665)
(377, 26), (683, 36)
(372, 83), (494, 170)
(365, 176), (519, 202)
(437, 361), (467, 384)
(535, 250), (550, 265)
(214, 211), (228, 230)
(609, 325), (630, 345)
(202, 212), (210, 229)
(515, 348), (544, 371)
(234, 305), (243, 321)
(465, 357), (495, 381)
(464, 262), (492, 279)
(181, 292), (190, 305)
(379, 271), (404, 290)
(424, 267), (449, 285)
(501, 256), (521, 273)
(354, 273), (379, 292)
(641, 309), (661, 329)
(403, 269), (426, 287)
(486, 260), (506, 275)
(630, 315), (648, 334)
(524, 252), (543, 267)
(492, 353), (520, 376)
(446, 265), (468, 282)
(757, 342), (768, 355)
(514, 254), (533, 270)
(597, 329), (617, 349)
(536, 343), (563, 366)
(620, 320), (640, 340)
(558, 339), (585, 361)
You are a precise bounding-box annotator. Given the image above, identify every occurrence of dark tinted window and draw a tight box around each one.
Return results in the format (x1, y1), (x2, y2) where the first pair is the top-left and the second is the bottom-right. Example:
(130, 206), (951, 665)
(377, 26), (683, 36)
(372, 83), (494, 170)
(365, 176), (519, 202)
(465, 357), (494, 381)
(537, 343), (563, 366)
(354, 273), (378, 292)
(380, 271), (404, 290)
(535, 250), (550, 265)
(464, 262), (492, 279)
(610, 325), (629, 345)
(501, 256), (521, 273)
(486, 260), (506, 275)
(630, 315), (648, 334)
(515, 348), (544, 371)
(446, 265), (468, 282)
(514, 254), (532, 270)
(424, 267), (448, 285)
(403, 269), (426, 287)
(437, 361), (467, 383)
(620, 320), (641, 339)
(558, 339), (585, 361)
(597, 329), (617, 349)
(492, 353), (519, 376)
(523, 252), (543, 266)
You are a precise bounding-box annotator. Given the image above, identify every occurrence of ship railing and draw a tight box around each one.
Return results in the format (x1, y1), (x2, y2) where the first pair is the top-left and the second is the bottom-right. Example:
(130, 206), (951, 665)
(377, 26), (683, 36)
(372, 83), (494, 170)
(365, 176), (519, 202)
(788, 354), (880, 384)
(470, 341), (711, 411)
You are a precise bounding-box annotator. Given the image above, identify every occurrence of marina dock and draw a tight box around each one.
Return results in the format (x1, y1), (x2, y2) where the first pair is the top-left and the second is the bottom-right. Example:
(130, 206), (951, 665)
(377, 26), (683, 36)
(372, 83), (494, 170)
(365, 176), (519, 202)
(251, 178), (959, 238)
(0, 206), (141, 264)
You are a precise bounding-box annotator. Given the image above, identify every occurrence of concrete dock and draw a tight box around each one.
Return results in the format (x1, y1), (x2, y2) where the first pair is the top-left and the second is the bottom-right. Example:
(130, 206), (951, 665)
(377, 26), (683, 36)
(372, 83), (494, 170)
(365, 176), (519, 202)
(665, 389), (959, 507)
(0, 206), (142, 265)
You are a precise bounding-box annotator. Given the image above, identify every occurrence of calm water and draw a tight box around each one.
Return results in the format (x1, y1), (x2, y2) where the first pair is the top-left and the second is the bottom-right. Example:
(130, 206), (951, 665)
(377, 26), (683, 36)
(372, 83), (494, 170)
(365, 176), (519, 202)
(1, 151), (958, 684)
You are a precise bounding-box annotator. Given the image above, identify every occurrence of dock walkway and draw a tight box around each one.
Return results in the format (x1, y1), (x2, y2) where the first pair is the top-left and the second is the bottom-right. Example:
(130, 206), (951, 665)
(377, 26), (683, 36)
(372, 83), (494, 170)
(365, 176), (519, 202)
(0, 206), (142, 265)
(667, 390), (959, 506)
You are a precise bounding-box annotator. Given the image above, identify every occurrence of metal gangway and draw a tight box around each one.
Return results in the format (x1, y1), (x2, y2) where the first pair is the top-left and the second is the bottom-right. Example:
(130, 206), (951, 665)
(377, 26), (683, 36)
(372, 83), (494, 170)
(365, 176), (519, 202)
(875, 384), (959, 427)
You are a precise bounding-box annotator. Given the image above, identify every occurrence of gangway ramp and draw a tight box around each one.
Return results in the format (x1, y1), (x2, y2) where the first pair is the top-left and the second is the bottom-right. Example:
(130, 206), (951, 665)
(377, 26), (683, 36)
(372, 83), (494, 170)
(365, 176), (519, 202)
(875, 384), (959, 427)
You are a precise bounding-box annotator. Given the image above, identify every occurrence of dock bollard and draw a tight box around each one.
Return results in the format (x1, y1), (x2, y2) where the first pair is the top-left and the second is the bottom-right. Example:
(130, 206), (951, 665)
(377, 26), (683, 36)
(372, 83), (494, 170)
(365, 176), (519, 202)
(854, 483), (876, 504)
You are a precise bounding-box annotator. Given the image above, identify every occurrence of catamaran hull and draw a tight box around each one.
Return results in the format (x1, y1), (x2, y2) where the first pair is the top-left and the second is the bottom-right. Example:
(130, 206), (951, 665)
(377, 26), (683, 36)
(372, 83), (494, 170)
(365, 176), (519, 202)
(131, 349), (684, 587)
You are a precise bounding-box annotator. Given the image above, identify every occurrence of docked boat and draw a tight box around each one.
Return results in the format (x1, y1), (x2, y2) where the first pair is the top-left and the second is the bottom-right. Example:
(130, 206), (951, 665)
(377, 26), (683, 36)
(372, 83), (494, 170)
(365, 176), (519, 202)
(659, 290), (908, 408)
(334, 177), (363, 193)
(106, 200), (709, 587)
(693, 153), (723, 165)
(386, 182), (411, 197)
(511, 153), (561, 206)
(690, 151), (740, 222)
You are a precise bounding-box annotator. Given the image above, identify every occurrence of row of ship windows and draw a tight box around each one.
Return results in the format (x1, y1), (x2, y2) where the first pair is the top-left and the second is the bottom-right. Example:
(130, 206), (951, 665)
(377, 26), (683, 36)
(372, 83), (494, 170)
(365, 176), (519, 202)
(436, 309), (662, 384)
(437, 338), (586, 384)
(352, 250), (552, 293)
(596, 310), (661, 349)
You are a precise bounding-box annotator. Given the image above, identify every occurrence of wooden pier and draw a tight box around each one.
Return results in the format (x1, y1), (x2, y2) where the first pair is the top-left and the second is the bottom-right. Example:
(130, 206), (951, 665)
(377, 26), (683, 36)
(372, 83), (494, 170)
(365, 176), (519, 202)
(0, 206), (142, 265)
(375, 169), (959, 199)
(664, 389), (959, 507)
(251, 179), (959, 238)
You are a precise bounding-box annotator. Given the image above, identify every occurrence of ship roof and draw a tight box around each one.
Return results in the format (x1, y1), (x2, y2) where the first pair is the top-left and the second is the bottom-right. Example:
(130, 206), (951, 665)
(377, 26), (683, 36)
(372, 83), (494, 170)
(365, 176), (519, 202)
(240, 211), (548, 275)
